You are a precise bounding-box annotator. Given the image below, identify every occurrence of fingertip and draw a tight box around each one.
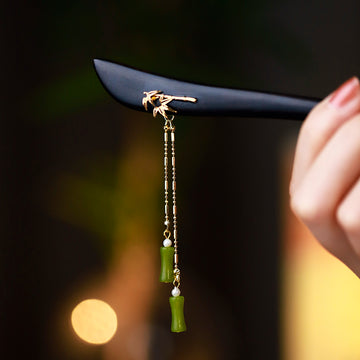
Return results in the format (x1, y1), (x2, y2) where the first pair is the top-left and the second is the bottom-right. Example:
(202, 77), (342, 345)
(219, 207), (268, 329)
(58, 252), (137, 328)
(328, 76), (360, 109)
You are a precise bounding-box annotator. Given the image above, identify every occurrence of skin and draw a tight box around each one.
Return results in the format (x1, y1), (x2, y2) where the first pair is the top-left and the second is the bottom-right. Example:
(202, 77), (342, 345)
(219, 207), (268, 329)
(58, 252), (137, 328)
(290, 78), (360, 277)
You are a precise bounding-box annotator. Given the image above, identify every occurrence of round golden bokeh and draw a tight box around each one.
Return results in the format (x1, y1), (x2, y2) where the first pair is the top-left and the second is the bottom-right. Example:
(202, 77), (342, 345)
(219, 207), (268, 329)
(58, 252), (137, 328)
(71, 299), (117, 345)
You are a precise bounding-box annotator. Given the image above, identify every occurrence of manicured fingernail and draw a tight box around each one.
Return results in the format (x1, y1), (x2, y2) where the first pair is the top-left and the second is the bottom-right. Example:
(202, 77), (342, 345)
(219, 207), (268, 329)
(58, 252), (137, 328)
(329, 77), (360, 107)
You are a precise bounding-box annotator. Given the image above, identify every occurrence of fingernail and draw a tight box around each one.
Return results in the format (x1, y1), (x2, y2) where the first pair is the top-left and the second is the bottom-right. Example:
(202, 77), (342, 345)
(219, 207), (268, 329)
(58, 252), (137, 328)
(329, 77), (360, 107)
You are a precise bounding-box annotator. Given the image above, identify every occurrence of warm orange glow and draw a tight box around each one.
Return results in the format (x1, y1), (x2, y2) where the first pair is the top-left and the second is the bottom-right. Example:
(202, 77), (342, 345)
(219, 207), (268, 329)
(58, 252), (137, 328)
(283, 235), (360, 360)
(71, 299), (117, 345)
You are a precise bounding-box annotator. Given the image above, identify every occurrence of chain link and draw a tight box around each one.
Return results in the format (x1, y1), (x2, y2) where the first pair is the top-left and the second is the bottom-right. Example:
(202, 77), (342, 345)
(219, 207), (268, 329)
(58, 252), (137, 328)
(173, 268), (181, 287)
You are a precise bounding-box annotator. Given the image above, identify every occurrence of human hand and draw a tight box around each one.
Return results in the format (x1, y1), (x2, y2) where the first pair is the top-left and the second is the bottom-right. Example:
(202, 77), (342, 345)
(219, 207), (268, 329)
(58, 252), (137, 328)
(290, 77), (360, 277)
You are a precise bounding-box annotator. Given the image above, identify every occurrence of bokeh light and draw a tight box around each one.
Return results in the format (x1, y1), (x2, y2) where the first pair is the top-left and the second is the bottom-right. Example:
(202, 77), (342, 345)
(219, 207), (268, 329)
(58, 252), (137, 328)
(71, 299), (117, 345)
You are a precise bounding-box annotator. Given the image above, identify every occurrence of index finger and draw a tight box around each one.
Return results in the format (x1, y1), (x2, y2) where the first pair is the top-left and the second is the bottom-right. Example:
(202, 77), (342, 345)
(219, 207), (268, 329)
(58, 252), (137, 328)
(290, 77), (360, 194)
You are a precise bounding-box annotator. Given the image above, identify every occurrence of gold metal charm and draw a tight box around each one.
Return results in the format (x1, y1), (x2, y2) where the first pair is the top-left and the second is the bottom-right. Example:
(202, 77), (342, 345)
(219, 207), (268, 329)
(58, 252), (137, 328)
(142, 90), (197, 120)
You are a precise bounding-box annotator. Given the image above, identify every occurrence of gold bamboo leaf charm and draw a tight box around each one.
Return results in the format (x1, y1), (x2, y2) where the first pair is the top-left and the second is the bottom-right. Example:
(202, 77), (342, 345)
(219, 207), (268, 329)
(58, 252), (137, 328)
(143, 91), (197, 120)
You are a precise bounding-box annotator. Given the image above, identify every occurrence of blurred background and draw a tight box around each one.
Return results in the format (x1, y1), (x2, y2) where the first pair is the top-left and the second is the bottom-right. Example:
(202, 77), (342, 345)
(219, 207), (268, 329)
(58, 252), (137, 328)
(1, 1), (360, 359)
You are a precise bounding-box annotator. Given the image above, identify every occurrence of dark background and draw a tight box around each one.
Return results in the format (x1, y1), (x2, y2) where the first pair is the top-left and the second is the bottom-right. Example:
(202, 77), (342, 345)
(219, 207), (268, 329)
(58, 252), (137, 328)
(1, 1), (360, 359)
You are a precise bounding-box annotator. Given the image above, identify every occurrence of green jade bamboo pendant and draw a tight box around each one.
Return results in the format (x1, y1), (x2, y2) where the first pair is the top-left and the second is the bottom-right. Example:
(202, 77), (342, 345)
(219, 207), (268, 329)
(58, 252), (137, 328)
(159, 246), (174, 283)
(169, 295), (186, 332)
(169, 269), (186, 332)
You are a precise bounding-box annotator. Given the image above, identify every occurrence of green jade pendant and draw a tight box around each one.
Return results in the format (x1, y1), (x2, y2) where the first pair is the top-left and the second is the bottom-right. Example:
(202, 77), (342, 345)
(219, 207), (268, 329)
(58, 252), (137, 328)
(159, 246), (174, 283)
(169, 295), (186, 332)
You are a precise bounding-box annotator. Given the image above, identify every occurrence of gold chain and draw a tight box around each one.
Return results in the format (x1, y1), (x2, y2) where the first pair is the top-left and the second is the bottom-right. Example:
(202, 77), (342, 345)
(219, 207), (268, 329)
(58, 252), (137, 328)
(164, 125), (171, 238)
(164, 119), (180, 285)
(170, 125), (178, 270)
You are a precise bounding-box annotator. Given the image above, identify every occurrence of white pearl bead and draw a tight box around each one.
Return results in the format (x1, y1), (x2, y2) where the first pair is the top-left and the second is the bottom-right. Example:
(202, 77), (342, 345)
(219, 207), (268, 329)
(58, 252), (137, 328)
(171, 287), (181, 297)
(163, 239), (172, 247)
(164, 220), (170, 226)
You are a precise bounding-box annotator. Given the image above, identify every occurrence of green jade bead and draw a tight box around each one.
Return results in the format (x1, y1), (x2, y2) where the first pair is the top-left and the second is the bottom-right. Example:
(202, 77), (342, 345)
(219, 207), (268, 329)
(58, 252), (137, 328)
(169, 295), (186, 333)
(159, 246), (174, 283)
